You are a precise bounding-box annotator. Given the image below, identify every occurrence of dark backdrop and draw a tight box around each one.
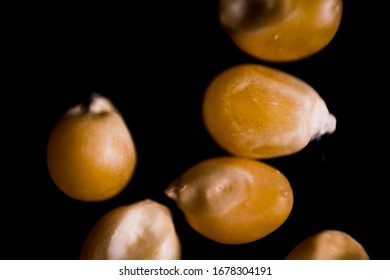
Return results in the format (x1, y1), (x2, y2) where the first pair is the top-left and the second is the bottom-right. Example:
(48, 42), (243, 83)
(2, 1), (388, 260)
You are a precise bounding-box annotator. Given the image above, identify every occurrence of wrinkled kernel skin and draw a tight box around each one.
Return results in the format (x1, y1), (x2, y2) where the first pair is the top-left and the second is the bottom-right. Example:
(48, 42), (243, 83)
(80, 200), (181, 260)
(165, 157), (293, 244)
(47, 99), (136, 202)
(285, 230), (370, 260)
(202, 63), (335, 159)
(221, 0), (343, 62)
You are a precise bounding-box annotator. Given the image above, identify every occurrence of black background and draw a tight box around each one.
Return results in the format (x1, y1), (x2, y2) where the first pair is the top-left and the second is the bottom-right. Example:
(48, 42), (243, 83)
(2, 1), (388, 260)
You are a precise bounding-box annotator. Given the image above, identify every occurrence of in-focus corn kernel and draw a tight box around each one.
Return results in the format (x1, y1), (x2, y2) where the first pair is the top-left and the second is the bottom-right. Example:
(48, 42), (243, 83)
(165, 157), (293, 244)
(202, 63), (336, 159)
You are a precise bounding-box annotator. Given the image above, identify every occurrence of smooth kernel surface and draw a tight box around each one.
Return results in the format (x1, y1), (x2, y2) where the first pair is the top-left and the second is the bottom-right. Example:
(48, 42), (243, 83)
(202, 63), (336, 159)
(285, 230), (370, 260)
(80, 199), (181, 260)
(165, 157), (293, 244)
(47, 95), (137, 202)
(220, 0), (343, 62)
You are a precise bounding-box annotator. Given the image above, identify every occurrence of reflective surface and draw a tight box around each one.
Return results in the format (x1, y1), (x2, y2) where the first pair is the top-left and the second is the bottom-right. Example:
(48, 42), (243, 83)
(166, 157), (293, 244)
(2, 1), (386, 260)
(220, 0), (343, 62)
(285, 230), (370, 260)
(47, 95), (137, 201)
(202, 63), (335, 159)
(80, 200), (181, 260)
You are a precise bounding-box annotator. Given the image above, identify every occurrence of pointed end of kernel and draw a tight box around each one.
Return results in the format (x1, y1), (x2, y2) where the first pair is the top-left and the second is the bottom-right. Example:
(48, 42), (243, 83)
(165, 181), (180, 202)
(66, 93), (117, 116)
(89, 93), (116, 114)
(311, 113), (337, 141)
(219, 0), (292, 32)
(325, 113), (337, 135)
(219, 0), (247, 31)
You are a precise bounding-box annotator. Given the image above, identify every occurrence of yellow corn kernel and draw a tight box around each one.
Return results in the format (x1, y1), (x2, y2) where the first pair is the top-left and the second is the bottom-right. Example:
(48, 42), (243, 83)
(165, 157), (293, 244)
